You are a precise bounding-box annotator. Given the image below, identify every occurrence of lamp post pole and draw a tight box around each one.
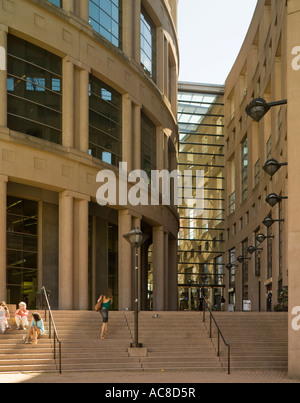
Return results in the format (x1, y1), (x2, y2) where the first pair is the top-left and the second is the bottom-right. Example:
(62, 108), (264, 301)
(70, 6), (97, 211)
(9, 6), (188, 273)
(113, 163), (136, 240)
(123, 228), (149, 349)
(133, 242), (139, 348)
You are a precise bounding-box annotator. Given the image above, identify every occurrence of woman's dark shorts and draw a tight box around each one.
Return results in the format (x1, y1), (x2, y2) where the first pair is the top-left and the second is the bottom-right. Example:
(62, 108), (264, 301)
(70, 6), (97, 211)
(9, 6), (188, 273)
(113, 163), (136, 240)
(100, 307), (109, 323)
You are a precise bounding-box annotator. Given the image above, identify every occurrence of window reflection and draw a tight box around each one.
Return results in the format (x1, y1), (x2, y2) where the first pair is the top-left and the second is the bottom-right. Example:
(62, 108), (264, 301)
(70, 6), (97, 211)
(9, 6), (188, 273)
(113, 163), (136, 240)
(7, 35), (62, 144)
(141, 7), (156, 82)
(89, 0), (122, 48)
(6, 197), (38, 309)
(89, 75), (122, 166)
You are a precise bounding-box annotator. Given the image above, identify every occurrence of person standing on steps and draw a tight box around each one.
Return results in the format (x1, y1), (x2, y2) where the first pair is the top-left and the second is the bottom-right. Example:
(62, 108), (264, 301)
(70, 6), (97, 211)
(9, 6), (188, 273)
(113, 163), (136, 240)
(97, 289), (113, 340)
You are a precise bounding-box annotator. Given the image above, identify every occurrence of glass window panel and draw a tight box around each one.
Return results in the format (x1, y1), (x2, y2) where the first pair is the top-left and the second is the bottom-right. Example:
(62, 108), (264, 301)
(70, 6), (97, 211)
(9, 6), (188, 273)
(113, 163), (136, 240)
(89, 75), (122, 166)
(141, 112), (156, 182)
(7, 269), (23, 285)
(7, 250), (23, 268)
(48, 0), (61, 7)
(141, 7), (156, 82)
(89, 0), (122, 48)
(6, 197), (38, 309)
(7, 35), (62, 144)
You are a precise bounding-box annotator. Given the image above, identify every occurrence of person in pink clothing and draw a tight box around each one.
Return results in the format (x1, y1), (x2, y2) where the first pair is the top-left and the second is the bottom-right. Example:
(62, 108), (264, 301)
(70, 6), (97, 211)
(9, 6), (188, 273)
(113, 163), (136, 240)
(15, 302), (29, 330)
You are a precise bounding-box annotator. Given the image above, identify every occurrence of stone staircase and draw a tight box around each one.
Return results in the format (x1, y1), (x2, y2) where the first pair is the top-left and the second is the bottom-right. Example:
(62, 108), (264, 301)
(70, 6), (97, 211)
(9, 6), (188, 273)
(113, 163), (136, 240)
(0, 310), (57, 373)
(208, 312), (288, 372)
(0, 310), (289, 374)
(52, 311), (223, 373)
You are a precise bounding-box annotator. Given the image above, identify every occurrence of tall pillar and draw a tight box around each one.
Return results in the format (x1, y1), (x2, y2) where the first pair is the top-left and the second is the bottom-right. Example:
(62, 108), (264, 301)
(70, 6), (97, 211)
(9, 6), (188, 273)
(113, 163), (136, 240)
(164, 232), (169, 310)
(287, 0), (300, 380)
(122, 0), (133, 59)
(0, 24), (8, 128)
(122, 95), (133, 172)
(73, 197), (89, 310)
(153, 226), (165, 311)
(132, 0), (141, 64)
(79, 0), (89, 22)
(0, 175), (8, 300)
(118, 210), (133, 310)
(168, 238), (178, 311)
(79, 68), (90, 154)
(62, 57), (74, 148)
(156, 27), (164, 93)
(59, 191), (74, 310)
(133, 104), (141, 170)
(62, 0), (74, 13)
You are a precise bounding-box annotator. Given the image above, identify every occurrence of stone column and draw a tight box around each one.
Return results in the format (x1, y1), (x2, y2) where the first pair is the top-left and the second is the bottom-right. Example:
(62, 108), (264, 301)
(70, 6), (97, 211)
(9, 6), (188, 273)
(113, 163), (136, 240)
(79, 68), (90, 154)
(156, 27), (164, 93)
(62, 57), (74, 148)
(122, 95), (133, 172)
(133, 104), (141, 170)
(79, 0), (89, 22)
(132, 0), (141, 64)
(0, 24), (8, 128)
(0, 175), (8, 300)
(59, 191), (74, 310)
(164, 232), (169, 310)
(168, 238), (178, 311)
(153, 226), (165, 311)
(287, 0), (300, 380)
(73, 197), (89, 310)
(118, 210), (133, 310)
(62, 0), (74, 13)
(122, 0), (133, 59)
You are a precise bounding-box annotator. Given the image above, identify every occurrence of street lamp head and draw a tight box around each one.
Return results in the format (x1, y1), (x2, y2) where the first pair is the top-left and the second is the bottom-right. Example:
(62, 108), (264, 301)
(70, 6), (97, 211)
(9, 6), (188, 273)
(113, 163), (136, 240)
(263, 217), (274, 228)
(256, 233), (267, 244)
(247, 246), (257, 255)
(226, 263), (235, 271)
(123, 228), (149, 247)
(266, 193), (281, 207)
(246, 98), (271, 122)
(263, 159), (283, 177)
(237, 255), (246, 264)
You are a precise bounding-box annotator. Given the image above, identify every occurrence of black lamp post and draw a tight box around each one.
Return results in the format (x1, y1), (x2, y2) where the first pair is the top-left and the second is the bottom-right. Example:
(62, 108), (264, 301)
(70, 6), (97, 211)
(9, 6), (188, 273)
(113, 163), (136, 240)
(123, 228), (149, 348)
(237, 255), (251, 264)
(262, 216), (284, 229)
(256, 233), (275, 244)
(226, 263), (238, 271)
(263, 159), (288, 177)
(246, 98), (287, 122)
(266, 193), (288, 207)
(247, 246), (263, 255)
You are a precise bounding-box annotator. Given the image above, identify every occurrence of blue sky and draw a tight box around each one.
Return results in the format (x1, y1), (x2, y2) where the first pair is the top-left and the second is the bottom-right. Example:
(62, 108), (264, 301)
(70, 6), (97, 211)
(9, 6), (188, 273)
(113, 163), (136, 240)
(178, 0), (258, 84)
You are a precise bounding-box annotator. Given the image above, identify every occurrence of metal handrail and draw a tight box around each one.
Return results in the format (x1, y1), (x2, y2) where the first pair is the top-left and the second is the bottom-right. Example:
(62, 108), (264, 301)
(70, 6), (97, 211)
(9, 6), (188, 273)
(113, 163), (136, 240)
(41, 286), (62, 374)
(201, 292), (231, 374)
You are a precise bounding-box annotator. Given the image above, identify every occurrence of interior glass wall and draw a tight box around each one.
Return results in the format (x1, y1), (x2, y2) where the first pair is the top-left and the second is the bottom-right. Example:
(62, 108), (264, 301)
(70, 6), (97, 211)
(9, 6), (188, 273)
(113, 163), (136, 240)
(7, 35), (62, 144)
(141, 112), (157, 182)
(89, 75), (122, 166)
(178, 86), (225, 310)
(6, 197), (38, 309)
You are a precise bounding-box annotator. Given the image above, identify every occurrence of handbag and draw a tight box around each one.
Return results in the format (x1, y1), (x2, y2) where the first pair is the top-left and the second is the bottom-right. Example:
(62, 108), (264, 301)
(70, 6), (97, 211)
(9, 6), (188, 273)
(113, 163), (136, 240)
(95, 296), (103, 312)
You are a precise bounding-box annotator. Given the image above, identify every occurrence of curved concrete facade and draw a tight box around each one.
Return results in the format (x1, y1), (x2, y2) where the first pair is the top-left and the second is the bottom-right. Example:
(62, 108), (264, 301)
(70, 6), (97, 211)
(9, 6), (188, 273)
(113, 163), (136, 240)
(0, 0), (179, 311)
(223, 0), (300, 379)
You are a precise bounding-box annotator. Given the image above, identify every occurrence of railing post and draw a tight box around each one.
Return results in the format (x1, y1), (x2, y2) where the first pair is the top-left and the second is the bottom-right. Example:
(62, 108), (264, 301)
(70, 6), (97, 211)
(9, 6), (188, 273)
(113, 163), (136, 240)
(217, 331), (220, 357)
(209, 314), (212, 338)
(228, 345), (231, 374)
(59, 342), (62, 374)
(41, 286), (62, 374)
